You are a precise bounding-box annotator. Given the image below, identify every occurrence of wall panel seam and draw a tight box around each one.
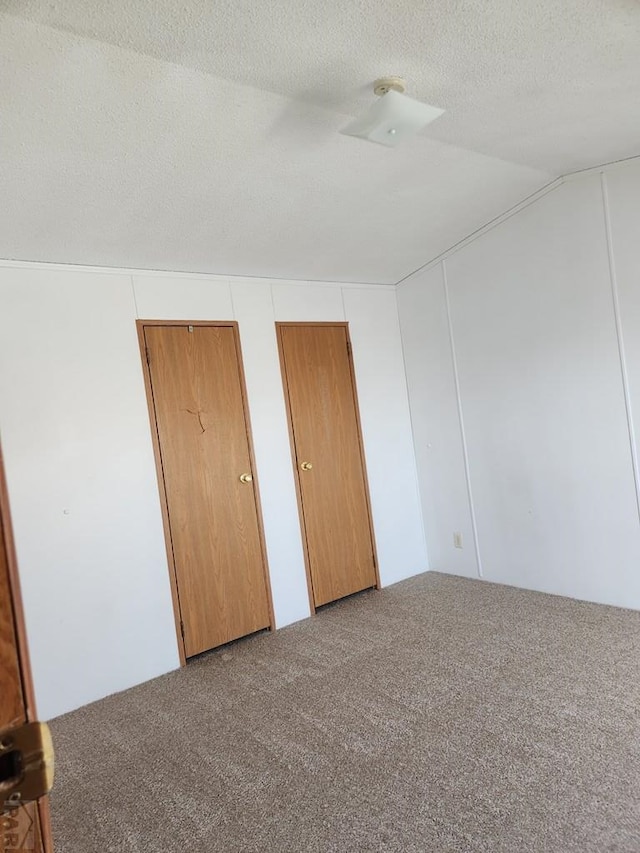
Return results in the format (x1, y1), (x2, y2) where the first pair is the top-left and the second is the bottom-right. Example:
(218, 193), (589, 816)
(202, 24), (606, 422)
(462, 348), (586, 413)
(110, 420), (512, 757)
(442, 260), (483, 578)
(228, 279), (236, 319)
(130, 274), (140, 318)
(600, 171), (640, 526)
(394, 292), (430, 572)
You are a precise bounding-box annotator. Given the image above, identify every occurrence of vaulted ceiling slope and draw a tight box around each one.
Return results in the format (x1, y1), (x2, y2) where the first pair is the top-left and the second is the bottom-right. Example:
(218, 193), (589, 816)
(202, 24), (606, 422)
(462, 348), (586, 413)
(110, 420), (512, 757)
(1, 2), (639, 284)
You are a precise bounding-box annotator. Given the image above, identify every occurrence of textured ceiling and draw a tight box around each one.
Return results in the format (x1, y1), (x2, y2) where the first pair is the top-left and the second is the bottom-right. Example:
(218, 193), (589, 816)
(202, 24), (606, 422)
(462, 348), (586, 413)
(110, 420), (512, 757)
(1, 2), (639, 283)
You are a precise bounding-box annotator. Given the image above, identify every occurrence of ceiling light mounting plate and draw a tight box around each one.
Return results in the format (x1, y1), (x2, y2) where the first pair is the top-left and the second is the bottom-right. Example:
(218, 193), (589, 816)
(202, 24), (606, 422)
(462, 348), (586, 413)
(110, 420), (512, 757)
(341, 75), (444, 148)
(373, 76), (407, 97)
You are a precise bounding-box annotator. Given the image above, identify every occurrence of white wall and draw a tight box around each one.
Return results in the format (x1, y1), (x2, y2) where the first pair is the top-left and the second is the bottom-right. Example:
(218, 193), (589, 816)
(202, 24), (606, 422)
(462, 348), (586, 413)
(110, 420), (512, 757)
(343, 288), (426, 585)
(0, 270), (180, 719)
(0, 265), (427, 719)
(397, 265), (479, 579)
(398, 160), (640, 609)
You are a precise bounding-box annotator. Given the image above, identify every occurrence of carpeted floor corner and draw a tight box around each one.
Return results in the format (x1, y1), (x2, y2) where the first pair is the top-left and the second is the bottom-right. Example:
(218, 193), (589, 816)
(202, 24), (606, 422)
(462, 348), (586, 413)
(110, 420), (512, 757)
(48, 572), (640, 851)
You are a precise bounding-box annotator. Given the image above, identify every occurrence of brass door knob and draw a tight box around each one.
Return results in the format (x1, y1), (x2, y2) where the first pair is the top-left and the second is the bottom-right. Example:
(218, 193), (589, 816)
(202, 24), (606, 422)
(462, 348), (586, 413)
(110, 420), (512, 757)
(0, 722), (55, 812)
(239, 473), (253, 484)
(300, 462), (313, 471)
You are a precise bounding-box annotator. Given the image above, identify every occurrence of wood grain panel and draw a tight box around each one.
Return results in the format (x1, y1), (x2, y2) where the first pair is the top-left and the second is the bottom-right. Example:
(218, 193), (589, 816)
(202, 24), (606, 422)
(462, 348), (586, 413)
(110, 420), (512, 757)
(1, 804), (45, 853)
(144, 324), (271, 657)
(278, 324), (377, 606)
(0, 445), (52, 851)
(0, 513), (23, 729)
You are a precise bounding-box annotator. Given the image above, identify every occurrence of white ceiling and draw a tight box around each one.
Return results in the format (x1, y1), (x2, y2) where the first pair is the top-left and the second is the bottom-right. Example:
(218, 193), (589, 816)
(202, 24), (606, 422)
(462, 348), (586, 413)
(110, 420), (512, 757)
(1, 1), (639, 284)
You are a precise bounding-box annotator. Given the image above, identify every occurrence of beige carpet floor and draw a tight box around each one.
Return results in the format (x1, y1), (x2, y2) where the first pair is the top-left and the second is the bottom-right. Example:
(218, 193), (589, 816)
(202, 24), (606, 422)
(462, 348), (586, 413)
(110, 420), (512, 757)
(49, 572), (640, 852)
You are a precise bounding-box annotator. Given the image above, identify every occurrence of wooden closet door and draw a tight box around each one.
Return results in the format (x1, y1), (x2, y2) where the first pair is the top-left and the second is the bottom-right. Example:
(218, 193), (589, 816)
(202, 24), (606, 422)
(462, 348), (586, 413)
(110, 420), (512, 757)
(0, 447), (53, 852)
(143, 324), (272, 657)
(278, 324), (378, 607)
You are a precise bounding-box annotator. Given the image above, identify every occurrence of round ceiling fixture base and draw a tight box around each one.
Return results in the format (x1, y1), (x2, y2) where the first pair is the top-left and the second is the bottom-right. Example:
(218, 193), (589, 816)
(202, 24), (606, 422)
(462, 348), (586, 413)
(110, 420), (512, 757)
(373, 76), (407, 97)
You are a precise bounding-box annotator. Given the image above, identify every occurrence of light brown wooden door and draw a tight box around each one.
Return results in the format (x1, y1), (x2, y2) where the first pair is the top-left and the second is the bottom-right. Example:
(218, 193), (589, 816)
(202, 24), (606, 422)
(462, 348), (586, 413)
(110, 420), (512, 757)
(0, 446), (54, 853)
(277, 324), (378, 608)
(142, 323), (273, 658)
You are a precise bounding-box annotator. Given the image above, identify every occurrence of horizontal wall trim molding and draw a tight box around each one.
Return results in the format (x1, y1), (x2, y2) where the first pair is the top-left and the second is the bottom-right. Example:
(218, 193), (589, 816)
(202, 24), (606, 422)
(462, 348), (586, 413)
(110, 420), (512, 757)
(563, 153), (640, 183)
(396, 178), (564, 287)
(0, 258), (394, 291)
(2, 159), (638, 295)
(397, 153), (640, 290)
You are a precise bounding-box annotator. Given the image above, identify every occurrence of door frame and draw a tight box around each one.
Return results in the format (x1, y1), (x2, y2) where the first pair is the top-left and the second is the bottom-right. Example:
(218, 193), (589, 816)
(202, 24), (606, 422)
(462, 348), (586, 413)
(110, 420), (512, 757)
(275, 322), (381, 613)
(136, 320), (275, 664)
(0, 445), (55, 850)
